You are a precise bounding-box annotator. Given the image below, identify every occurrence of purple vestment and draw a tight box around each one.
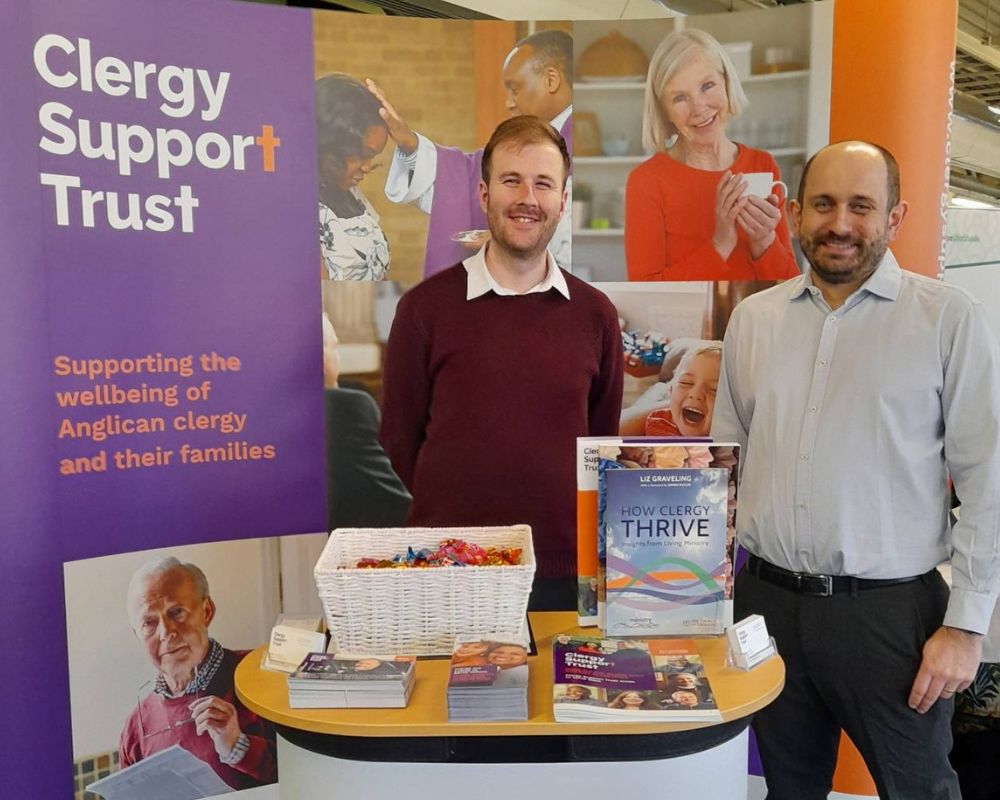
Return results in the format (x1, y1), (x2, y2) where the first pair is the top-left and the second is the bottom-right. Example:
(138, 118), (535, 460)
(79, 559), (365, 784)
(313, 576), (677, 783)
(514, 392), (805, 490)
(423, 117), (573, 278)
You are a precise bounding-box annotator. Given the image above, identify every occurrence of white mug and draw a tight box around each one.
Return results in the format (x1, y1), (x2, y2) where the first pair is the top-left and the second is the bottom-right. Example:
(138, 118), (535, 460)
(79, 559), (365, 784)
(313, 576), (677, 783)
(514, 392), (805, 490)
(743, 172), (787, 200)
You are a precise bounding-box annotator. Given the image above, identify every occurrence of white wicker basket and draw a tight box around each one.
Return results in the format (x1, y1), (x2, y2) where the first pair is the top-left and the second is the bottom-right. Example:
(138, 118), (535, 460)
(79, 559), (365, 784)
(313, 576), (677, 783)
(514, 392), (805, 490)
(314, 526), (536, 656)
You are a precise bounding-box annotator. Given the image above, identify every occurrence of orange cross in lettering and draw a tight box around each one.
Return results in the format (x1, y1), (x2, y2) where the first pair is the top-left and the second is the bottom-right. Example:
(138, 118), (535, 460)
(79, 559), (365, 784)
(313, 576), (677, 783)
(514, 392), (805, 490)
(256, 125), (281, 172)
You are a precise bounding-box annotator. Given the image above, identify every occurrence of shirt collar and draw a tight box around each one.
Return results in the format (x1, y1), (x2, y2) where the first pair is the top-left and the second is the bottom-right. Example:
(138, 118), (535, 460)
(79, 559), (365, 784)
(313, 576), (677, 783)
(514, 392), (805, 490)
(550, 105), (572, 132)
(463, 244), (570, 300)
(858, 249), (902, 300)
(791, 248), (903, 303)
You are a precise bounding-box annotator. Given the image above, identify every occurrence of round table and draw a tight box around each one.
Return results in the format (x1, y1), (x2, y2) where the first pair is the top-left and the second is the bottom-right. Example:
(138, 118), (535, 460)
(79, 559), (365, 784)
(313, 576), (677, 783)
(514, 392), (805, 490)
(236, 611), (784, 799)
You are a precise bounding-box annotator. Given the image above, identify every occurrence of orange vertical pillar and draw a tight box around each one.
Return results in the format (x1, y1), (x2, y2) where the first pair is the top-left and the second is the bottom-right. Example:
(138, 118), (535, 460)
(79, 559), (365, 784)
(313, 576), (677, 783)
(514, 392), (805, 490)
(829, 0), (958, 278)
(828, 4), (958, 793)
(832, 734), (878, 797)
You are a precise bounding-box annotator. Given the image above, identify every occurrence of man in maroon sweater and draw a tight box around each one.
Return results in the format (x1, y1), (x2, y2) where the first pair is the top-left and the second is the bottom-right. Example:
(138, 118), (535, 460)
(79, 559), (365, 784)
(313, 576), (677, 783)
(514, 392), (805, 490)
(380, 116), (623, 609)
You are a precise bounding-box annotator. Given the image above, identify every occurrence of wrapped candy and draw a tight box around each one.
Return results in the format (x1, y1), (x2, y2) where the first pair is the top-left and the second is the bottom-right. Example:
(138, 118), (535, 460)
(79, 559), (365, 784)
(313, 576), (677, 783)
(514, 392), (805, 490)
(352, 538), (522, 569)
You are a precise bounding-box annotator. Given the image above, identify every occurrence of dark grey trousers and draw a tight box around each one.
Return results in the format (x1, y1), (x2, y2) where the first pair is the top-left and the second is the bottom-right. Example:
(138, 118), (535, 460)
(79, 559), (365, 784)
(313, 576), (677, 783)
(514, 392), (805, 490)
(735, 565), (960, 800)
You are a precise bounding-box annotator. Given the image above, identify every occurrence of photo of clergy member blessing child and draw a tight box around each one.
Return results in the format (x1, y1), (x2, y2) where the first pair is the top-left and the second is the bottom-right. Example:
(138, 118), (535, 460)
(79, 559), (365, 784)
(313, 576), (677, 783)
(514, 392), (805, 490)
(625, 29), (798, 282)
(316, 73), (391, 281)
(368, 28), (574, 278)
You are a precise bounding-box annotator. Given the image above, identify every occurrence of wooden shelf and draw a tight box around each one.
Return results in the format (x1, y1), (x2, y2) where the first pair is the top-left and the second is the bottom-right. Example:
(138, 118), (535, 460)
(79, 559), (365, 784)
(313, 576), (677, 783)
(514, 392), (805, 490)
(574, 80), (644, 91)
(742, 69), (810, 84)
(574, 70), (809, 93)
(574, 156), (645, 166)
(573, 148), (805, 165)
(768, 147), (807, 158)
(574, 228), (625, 237)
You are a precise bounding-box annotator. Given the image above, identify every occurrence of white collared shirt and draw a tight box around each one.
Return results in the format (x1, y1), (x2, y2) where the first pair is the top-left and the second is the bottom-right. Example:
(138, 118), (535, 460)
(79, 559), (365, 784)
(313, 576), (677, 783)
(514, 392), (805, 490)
(463, 244), (569, 300)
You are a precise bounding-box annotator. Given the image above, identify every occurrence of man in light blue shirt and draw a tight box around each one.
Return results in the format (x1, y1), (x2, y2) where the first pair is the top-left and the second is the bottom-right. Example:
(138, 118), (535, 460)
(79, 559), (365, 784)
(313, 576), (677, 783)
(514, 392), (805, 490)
(712, 141), (1000, 800)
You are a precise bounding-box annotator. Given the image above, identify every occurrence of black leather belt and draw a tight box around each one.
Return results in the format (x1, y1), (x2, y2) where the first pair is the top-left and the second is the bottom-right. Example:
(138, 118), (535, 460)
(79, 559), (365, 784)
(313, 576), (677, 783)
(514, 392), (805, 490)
(747, 554), (926, 597)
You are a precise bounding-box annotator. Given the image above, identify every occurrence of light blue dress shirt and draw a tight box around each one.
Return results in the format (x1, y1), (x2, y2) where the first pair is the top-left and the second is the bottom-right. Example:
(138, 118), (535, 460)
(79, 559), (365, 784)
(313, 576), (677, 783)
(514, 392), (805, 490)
(712, 250), (1000, 633)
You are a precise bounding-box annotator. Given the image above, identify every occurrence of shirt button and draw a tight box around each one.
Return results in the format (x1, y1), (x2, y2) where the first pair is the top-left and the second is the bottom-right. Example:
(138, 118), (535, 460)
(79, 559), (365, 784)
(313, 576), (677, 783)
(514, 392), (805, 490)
(798, 503), (807, 510)
(828, 315), (837, 323)
(800, 454), (809, 461)
(809, 406), (818, 413)
(819, 359), (828, 366)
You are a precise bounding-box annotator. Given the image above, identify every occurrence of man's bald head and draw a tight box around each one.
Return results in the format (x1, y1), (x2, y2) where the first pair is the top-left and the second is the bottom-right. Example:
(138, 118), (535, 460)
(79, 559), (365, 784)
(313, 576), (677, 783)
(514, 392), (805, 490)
(798, 141), (901, 210)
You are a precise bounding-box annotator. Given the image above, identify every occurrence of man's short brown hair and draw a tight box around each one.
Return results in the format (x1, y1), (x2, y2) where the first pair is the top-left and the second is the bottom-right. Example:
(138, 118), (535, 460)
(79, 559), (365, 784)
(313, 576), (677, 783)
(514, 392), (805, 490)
(481, 115), (571, 188)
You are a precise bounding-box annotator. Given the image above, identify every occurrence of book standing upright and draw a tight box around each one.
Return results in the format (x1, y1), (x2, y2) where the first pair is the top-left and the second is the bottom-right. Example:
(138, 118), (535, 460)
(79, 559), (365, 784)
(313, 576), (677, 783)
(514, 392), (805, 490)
(598, 443), (739, 636)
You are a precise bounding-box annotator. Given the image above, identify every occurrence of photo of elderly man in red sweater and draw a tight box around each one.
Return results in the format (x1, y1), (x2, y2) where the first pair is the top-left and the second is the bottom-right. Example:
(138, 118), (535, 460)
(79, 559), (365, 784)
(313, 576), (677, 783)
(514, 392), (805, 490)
(379, 115), (624, 611)
(119, 557), (277, 790)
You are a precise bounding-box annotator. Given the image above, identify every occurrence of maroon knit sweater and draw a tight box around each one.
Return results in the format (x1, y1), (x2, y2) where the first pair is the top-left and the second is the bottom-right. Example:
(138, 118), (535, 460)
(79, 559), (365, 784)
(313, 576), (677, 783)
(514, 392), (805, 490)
(380, 264), (624, 578)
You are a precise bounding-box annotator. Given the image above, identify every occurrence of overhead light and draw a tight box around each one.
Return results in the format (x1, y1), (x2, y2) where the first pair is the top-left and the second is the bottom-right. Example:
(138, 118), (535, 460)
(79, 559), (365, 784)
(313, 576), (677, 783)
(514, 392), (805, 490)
(950, 196), (998, 209)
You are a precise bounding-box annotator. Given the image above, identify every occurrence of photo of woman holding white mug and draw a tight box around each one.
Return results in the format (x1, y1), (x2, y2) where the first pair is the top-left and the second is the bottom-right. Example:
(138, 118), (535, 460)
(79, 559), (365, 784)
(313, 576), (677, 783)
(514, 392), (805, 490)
(624, 29), (799, 282)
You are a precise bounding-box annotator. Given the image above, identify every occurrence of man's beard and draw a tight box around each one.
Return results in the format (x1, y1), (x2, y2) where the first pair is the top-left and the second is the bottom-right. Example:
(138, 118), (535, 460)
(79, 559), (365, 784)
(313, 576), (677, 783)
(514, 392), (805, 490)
(486, 201), (558, 260)
(800, 228), (889, 285)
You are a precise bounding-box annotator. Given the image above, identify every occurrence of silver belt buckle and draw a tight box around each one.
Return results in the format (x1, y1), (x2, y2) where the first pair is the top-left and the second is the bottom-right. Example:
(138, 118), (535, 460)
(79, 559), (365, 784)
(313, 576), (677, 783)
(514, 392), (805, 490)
(795, 572), (834, 596)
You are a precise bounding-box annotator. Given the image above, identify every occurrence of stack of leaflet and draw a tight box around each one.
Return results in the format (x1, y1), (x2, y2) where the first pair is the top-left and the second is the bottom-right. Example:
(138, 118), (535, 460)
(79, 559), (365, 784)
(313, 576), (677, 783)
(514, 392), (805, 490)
(446, 639), (529, 722)
(287, 653), (415, 708)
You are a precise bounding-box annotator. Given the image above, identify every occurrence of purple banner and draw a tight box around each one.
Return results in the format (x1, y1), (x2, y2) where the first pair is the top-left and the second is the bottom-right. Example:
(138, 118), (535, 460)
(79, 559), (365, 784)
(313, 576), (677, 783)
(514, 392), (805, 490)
(0, 0), (323, 794)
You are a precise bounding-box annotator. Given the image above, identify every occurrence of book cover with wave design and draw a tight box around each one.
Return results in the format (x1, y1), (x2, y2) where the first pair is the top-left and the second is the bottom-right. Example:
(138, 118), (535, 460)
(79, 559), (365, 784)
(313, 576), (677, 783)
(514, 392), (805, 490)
(600, 444), (737, 636)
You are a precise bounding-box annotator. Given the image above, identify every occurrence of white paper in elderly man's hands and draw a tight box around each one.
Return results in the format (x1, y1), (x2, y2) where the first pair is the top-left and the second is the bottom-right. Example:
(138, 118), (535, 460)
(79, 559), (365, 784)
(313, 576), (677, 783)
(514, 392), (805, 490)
(85, 744), (232, 799)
